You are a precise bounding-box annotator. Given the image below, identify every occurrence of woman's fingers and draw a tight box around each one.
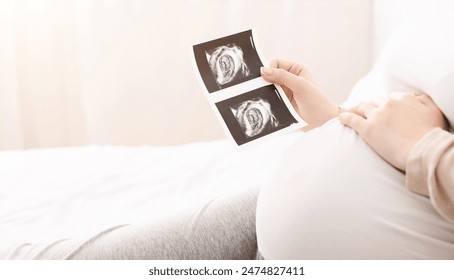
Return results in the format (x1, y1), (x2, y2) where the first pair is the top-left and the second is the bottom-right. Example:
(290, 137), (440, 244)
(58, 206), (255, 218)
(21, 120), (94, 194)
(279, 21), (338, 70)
(416, 93), (436, 106)
(268, 59), (306, 76)
(339, 112), (368, 136)
(261, 66), (309, 94)
(347, 102), (377, 119)
(339, 100), (381, 136)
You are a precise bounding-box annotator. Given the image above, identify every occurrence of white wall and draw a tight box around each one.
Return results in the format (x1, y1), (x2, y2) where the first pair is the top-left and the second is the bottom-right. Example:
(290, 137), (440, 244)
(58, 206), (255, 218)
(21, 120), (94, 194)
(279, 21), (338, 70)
(0, 0), (372, 149)
(372, 0), (454, 59)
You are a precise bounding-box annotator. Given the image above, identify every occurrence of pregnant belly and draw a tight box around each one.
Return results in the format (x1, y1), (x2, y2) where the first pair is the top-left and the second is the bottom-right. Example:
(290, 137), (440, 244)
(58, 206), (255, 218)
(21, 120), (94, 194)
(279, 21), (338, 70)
(256, 119), (407, 259)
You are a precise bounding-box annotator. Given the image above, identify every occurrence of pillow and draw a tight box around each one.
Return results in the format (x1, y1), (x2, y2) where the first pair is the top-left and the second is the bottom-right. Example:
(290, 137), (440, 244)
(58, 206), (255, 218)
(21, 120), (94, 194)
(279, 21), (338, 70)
(344, 16), (454, 128)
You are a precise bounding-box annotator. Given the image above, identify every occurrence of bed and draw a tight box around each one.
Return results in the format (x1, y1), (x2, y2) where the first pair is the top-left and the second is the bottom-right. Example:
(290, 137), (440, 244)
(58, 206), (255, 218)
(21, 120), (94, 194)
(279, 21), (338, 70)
(0, 133), (301, 252)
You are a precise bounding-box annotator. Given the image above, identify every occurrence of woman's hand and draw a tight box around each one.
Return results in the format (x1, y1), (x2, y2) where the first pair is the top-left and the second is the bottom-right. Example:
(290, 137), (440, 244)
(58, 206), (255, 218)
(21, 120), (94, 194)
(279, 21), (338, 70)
(339, 92), (447, 171)
(261, 59), (339, 130)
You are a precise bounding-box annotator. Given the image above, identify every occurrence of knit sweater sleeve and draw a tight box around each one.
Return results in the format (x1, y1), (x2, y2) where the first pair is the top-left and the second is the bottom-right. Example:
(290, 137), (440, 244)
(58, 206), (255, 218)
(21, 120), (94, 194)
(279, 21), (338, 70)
(406, 128), (454, 223)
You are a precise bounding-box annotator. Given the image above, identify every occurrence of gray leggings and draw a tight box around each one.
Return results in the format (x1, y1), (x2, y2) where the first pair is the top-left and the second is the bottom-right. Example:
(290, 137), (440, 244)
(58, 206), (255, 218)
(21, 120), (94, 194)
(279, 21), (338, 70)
(2, 188), (261, 260)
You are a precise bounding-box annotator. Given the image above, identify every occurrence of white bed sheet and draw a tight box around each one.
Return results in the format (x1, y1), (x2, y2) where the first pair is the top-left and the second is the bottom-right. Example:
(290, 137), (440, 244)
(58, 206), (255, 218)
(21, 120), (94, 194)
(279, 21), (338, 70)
(0, 133), (301, 245)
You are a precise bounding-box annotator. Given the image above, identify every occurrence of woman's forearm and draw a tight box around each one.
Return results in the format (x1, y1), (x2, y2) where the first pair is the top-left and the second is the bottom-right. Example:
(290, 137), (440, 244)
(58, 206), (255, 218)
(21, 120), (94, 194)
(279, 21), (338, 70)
(406, 128), (454, 223)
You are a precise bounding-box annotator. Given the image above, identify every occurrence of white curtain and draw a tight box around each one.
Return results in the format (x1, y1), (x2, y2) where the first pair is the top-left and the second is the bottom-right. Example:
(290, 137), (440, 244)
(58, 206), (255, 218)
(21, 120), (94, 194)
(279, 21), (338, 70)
(1, 0), (220, 150)
(1, 0), (86, 149)
(0, 0), (371, 150)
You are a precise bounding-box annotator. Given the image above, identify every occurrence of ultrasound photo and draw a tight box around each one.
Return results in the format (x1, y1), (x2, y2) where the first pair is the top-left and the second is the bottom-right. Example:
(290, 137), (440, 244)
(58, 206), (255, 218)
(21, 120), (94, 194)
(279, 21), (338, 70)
(205, 44), (251, 87)
(215, 85), (298, 146)
(230, 97), (279, 138)
(192, 29), (305, 147)
(193, 30), (263, 93)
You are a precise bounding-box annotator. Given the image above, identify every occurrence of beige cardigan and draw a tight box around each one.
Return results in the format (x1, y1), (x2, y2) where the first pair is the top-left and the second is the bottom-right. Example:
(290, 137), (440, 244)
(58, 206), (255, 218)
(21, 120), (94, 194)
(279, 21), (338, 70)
(406, 128), (454, 223)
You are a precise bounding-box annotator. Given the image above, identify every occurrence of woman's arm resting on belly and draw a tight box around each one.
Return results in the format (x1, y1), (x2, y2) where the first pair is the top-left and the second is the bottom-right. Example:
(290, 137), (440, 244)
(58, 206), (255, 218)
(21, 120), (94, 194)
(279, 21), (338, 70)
(339, 92), (453, 223)
(338, 92), (447, 171)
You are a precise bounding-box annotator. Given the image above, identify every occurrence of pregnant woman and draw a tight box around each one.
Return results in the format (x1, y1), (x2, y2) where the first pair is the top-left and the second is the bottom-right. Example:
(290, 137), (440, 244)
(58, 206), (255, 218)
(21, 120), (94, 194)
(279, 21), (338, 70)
(257, 59), (454, 259)
(4, 59), (453, 260)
